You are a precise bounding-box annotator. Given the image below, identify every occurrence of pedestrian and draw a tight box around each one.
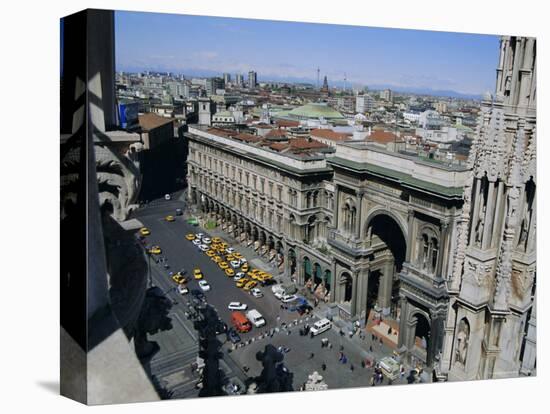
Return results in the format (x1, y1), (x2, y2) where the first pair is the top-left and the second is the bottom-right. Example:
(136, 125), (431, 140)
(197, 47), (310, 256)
(338, 352), (343, 362)
(387, 326), (392, 335)
(369, 345), (373, 352)
(322, 363), (327, 371)
(361, 360), (366, 369)
(328, 342), (333, 350)
(379, 337), (383, 345)
(340, 345), (344, 351)
(370, 376), (375, 387)
(350, 364), (354, 372)
(310, 352), (315, 359)
(371, 333), (376, 341)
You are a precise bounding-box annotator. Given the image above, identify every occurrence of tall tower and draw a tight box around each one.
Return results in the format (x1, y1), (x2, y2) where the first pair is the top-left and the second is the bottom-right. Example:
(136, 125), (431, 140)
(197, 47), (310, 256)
(198, 97), (212, 126)
(439, 36), (536, 381)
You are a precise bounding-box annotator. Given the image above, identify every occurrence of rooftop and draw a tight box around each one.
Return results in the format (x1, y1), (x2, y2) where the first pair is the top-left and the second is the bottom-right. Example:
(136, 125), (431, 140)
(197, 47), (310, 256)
(284, 102), (345, 120)
(138, 113), (174, 131)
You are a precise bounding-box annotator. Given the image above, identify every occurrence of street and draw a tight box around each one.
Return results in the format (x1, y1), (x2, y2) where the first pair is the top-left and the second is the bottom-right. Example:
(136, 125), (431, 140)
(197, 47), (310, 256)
(131, 194), (411, 396)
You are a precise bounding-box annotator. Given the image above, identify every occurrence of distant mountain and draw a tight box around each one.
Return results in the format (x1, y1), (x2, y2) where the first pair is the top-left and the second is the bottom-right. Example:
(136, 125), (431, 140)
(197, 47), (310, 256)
(117, 65), (482, 100)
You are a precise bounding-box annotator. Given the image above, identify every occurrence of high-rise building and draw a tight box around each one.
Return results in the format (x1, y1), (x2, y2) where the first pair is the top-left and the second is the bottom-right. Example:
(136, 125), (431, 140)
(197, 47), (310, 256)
(223, 73), (231, 85)
(206, 77), (224, 96)
(235, 73), (243, 87)
(248, 70), (257, 89)
(356, 94), (375, 113)
(381, 88), (393, 102)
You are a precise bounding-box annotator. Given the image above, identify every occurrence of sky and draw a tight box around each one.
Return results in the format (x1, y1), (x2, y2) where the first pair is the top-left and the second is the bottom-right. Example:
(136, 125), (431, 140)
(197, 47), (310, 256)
(115, 11), (501, 96)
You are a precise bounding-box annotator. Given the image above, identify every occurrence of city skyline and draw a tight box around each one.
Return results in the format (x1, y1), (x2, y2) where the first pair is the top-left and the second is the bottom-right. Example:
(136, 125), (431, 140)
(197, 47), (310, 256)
(115, 11), (500, 97)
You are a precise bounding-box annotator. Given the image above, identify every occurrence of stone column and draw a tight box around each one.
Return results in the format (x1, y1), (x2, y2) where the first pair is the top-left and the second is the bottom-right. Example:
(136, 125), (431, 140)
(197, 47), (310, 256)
(329, 261), (338, 302)
(491, 180), (505, 247)
(436, 220), (449, 277)
(355, 268), (368, 322)
(378, 255), (394, 316)
(405, 209), (415, 262)
(482, 181), (496, 249)
(356, 191), (364, 239)
(350, 272), (359, 316)
(397, 296), (409, 348)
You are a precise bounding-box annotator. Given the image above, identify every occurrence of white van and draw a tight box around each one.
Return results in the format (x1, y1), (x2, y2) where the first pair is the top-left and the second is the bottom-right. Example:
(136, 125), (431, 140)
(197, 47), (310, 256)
(309, 318), (332, 337)
(246, 309), (266, 328)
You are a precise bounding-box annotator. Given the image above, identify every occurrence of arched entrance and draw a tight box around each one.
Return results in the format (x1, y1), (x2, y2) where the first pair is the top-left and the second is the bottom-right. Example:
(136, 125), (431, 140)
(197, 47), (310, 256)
(364, 213), (407, 318)
(313, 262), (322, 286)
(303, 256), (312, 283)
(413, 312), (431, 364)
(324, 269), (332, 293)
(339, 272), (353, 302)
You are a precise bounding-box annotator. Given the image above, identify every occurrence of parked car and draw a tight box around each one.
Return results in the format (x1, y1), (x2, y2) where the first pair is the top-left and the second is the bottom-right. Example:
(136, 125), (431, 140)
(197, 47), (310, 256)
(186, 233), (195, 241)
(250, 288), (263, 298)
(228, 302), (248, 311)
(281, 294), (298, 303)
(193, 268), (203, 280)
(175, 208), (183, 216)
(177, 285), (189, 295)
(192, 239), (202, 246)
(198, 280), (211, 292)
(165, 215), (175, 222)
(202, 237), (212, 244)
(225, 247), (235, 254)
(199, 244), (210, 252)
(226, 328), (241, 344)
(231, 311), (252, 333)
(234, 272), (246, 281)
(139, 227), (150, 236)
(246, 309), (266, 328)
(230, 260), (241, 269)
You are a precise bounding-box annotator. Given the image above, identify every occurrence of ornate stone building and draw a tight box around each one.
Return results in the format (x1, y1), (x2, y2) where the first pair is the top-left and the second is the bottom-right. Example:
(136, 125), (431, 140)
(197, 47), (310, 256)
(439, 36), (537, 380)
(438, 36), (536, 381)
(327, 141), (468, 366)
(186, 126), (335, 299)
(184, 36), (536, 379)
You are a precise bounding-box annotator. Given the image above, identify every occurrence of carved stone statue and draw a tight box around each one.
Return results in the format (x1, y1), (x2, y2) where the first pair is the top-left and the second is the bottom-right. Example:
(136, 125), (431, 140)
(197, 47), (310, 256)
(475, 206), (486, 246)
(454, 319), (470, 367)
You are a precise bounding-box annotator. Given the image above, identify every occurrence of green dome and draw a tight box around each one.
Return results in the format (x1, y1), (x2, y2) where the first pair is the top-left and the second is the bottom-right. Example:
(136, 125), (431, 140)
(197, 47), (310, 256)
(287, 103), (345, 120)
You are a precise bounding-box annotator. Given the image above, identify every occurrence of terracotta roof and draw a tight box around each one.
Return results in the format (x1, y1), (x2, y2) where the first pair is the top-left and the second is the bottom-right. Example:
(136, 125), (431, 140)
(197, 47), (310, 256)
(138, 113), (174, 131)
(289, 138), (328, 150)
(269, 142), (290, 152)
(207, 127), (234, 138)
(310, 128), (352, 142)
(276, 119), (300, 128)
(368, 130), (402, 144)
(254, 123), (273, 129)
(234, 132), (262, 143)
(265, 128), (287, 139)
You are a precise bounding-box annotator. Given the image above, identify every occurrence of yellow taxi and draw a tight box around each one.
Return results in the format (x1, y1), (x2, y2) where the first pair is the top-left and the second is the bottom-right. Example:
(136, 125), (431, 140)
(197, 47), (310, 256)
(219, 262), (229, 270)
(241, 263), (249, 273)
(206, 250), (216, 257)
(193, 268), (203, 280)
(148, 245), (162, 254)
(172, 273), (187, 284)
(225, 268), (235, 277)
(212, 255), (222, 263)
(212, 237), (222, 244)
(139, 227), (150, 236)
(185, 233), (195, 241)
(226, 255), (236, 262)
(236, 278), (249, 288)
(233, 252), (243, 259)
(243, 280), (258, 291)
(258, 273), (273, 283)
(165, 215), (175, 222)
(220, 242), (229, 249)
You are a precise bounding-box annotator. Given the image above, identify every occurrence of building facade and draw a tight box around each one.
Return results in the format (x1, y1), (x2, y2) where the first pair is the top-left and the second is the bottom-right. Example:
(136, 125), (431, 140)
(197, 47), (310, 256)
(186, 126), (336, 300)
(438, 36), (537, 381)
